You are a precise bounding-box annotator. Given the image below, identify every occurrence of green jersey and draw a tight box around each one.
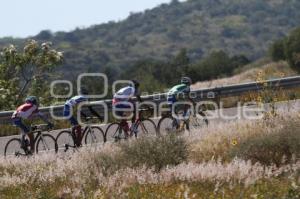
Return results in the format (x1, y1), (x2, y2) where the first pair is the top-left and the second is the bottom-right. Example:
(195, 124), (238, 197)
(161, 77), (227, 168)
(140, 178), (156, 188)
(167, 84), (190, 97)
(167, 84), (190, 103)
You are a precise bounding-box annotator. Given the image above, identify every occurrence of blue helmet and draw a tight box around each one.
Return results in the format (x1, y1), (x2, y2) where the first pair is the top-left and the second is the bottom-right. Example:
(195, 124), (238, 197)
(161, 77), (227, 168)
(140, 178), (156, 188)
(25, 96), (38, 105)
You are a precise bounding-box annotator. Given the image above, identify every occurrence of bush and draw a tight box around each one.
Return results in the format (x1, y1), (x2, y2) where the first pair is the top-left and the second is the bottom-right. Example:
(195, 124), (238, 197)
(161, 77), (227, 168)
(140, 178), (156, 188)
(229, 120), (300, 166)
(285, 28), (300, 72)
(120, 134), (188, 171)
(91, 135), (188, 175)
(269, 39), (286, 61)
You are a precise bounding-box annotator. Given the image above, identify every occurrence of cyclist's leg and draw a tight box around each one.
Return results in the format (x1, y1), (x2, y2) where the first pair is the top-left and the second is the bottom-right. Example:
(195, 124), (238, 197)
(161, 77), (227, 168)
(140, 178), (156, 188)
(27, 132), (34, 153)
(116, 102), (131, 137)
(129, 100), (137, 135)
(168, 95), (180, 129)
(167, 95), (175, 114)
(13, 118), (32, 151)
(64, 104), (82, 146)
(120, 119), (129, 137)
(71, 118), (82, 146)
(183, 104), (190, 131)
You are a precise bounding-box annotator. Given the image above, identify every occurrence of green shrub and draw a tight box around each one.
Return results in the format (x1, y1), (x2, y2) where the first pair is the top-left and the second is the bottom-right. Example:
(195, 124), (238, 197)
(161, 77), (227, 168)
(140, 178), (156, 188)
(285, 28), (300, 72)
(270, 39), (286, 61)
(120, 134), (188, 171)
(229, 120), (300, 166)
(92, 135), (188, 176)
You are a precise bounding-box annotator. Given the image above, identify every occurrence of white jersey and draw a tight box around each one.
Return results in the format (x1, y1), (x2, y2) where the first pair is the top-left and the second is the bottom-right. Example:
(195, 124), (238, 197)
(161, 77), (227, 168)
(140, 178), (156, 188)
(65, 95), (87, 107)
(114, 86), (136, 101)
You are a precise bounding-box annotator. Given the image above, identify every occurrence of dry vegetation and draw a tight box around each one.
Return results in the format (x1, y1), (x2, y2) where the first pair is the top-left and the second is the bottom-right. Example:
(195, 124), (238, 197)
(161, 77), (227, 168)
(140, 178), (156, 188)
(0, 109), (300, 198)
(191, 61), (297, 89)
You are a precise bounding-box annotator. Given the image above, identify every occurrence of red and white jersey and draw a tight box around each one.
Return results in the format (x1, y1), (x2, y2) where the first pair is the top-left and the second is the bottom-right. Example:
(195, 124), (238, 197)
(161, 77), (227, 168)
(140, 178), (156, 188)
(12, 103), (39, 119)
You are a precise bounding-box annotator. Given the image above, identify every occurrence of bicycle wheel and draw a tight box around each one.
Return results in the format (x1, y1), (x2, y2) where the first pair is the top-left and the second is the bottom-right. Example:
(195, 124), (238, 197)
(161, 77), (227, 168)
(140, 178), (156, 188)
(157, 116), (178, 135)
(55, 130), (75, 152)
(105, 122), (125, 142)
(84, 126), (105, 146)
(189, 112), (209, 131)
(36, 134), (58, 154)
(4, 138), (25, 157)
(137, 119), (157, 137)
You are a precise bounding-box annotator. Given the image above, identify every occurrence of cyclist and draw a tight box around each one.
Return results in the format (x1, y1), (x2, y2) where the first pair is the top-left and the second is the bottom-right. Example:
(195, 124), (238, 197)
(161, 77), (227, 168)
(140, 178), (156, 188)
(112, 80), (142, 138)
(11, 96), (53, 153)
(167, 77), (195, 128)
(63, 88), (101, 147)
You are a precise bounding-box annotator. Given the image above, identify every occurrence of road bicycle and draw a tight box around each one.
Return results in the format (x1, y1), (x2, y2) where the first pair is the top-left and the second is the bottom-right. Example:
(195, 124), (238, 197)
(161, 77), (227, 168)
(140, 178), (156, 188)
(55, 117), (105, 152)
(105, 108), (157, 142)
(157, 106), (208, 135)
(4, 124), (57, 157)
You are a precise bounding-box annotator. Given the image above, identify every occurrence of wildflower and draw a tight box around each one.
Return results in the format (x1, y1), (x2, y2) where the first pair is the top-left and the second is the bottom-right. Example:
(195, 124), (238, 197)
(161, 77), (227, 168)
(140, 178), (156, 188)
(231, 139), (238, 146)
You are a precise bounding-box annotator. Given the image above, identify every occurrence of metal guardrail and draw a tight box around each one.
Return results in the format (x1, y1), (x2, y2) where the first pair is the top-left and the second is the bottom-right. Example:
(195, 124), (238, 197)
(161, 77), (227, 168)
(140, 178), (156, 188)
(0, 76), (300, 124)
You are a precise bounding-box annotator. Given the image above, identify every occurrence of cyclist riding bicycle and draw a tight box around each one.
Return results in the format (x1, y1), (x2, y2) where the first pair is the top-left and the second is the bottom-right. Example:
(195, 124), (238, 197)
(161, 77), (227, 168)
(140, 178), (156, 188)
(112, 80), (142, 138)
(11, 96), (53, 153)
(63, 88), (101, 147)
(167, 77), (195, 126)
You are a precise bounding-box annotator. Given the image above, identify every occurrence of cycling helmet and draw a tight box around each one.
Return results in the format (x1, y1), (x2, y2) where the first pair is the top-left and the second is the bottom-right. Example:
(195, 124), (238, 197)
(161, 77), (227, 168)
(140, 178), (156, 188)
(131, 79), (140, 88)
(181, 77), (192, 85)
(25, 96), (38, 105)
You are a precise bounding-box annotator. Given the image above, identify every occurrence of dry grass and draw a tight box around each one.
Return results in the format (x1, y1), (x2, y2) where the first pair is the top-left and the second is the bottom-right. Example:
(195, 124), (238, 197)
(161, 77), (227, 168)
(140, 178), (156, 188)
(188, 111), (300, 163)
(0, 111), (300, 198)
(191, 61), (297, 89)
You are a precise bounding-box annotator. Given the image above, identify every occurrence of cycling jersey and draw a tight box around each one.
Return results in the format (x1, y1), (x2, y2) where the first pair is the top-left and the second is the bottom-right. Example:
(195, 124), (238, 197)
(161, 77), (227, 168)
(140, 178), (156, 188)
(167, 84), (190, 104)
(113, 86), (139, 117)
(113, 86), (138, 101)
(65, 95), (88, 107)
(64, 95), (88, 126)
(12, 103), (39, 119)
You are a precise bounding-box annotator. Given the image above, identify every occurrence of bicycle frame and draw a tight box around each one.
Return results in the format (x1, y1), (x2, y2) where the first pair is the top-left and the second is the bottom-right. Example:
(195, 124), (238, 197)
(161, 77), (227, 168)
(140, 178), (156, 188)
(71, 125), (90, 137)
(167, 109), (207, 132)
(19, 129), (48, 155)
(65, 125), (95, 149)
(118, 111), (149, 137)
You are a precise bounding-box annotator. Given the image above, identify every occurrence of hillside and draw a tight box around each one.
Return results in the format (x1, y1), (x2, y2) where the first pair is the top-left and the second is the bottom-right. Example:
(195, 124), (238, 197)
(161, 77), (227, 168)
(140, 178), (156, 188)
(1, 0), (300, 79)
(192, 60), (297, 89)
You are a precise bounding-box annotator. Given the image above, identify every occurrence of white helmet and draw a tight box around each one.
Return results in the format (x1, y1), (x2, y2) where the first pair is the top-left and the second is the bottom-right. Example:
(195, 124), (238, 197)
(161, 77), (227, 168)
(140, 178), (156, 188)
(181, 77), (192, 85)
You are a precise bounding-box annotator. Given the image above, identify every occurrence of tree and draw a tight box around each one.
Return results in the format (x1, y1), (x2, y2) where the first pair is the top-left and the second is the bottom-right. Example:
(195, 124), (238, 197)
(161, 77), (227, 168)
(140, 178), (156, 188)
(230, 55), (250, 68)
(284, 28), (300, 72)
(269, 39), (286, 61)
(35, 30), (53, 41)
(172, 48), (190, 75)
(0, 40), (63, 110)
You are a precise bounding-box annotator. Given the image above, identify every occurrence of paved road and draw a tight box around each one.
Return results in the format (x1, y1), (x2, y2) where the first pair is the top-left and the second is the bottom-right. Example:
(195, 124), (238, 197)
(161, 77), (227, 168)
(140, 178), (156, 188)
(1, 99), (300, 155)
